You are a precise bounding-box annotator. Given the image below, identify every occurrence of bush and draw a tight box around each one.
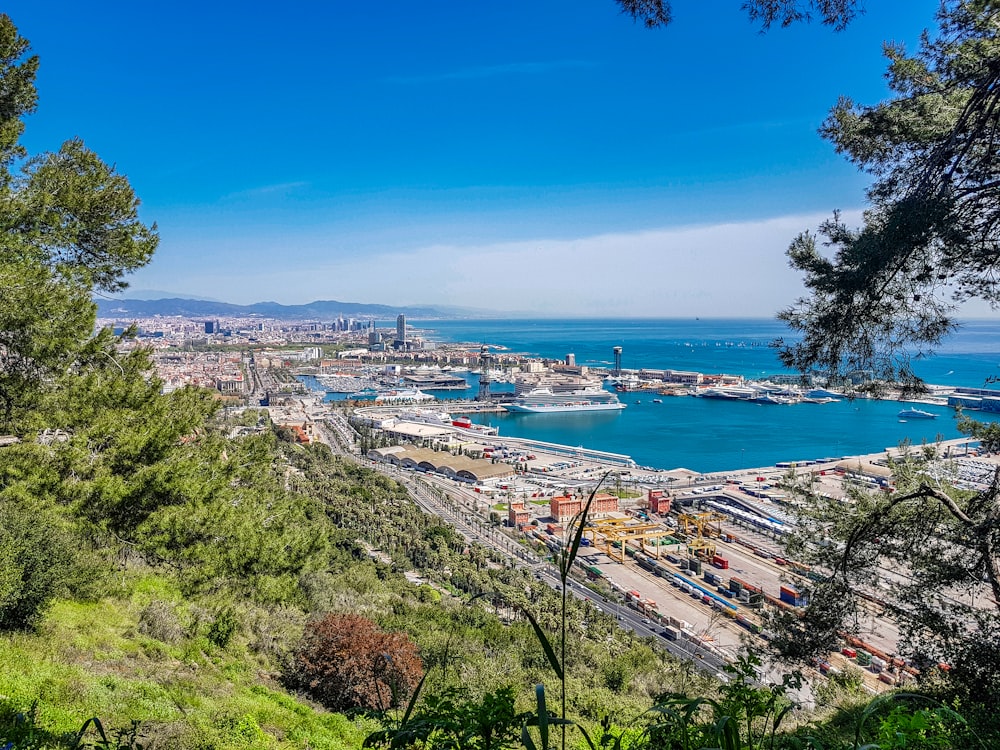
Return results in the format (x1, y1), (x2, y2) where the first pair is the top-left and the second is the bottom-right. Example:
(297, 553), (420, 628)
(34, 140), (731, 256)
(137, 600), (184, 644)
(0, 500), (77, 631)
(289, 613), (423, 713)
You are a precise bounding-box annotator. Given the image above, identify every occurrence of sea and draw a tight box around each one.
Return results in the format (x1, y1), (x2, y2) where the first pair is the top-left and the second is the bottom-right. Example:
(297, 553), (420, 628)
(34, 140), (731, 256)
(307, 318), (1000, 474)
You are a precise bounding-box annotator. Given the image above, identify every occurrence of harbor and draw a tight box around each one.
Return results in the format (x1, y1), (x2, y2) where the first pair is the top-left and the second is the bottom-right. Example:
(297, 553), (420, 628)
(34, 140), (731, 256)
(292, 391), (992, 693)
(245, 310), (998, 699)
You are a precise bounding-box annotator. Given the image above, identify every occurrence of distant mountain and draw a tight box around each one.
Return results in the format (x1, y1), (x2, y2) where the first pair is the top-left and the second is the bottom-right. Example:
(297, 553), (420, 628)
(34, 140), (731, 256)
(121, 289), (223, 302)
(95, 297), (456, 320)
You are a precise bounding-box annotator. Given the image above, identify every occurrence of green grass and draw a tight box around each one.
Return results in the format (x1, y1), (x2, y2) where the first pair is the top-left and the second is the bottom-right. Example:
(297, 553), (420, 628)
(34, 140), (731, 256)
(0, 576), (374, 749)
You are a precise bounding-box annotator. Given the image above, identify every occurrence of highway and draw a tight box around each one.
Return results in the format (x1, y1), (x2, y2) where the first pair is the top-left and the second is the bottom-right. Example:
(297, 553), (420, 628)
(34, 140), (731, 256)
(315, 411), (729, 678)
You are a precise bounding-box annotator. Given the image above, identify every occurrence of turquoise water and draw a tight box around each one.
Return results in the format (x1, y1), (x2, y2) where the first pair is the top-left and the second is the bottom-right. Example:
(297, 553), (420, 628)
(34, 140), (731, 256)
(328, 318), (1000, 473)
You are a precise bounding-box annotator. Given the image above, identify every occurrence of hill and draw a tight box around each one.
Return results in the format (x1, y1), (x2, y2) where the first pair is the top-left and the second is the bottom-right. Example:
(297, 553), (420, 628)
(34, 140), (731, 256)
(95, 297), (458, 320)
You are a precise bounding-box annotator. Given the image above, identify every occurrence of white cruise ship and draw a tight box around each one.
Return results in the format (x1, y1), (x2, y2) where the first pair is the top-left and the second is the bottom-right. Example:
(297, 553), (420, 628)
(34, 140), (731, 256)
(503, 387), (625, 414)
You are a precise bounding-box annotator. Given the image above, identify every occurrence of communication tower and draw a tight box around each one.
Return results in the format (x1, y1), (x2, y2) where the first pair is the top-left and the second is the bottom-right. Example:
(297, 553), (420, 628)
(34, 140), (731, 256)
(477, 345), (492, 401)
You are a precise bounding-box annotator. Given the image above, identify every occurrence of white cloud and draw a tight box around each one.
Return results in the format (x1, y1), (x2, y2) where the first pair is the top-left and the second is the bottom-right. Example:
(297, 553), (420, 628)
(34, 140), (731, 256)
(131, 211), (864, 315)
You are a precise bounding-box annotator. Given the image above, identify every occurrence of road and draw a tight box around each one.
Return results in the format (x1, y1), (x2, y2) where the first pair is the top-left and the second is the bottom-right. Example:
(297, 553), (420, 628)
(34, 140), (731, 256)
(315, 411), (729, 677)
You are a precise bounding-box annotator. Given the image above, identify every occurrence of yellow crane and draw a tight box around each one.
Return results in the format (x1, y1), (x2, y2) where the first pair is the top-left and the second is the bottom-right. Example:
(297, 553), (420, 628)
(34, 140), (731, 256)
(677, 511), (725, 560)
(677, 511), (724, 539)
(584, 519), (677, 563)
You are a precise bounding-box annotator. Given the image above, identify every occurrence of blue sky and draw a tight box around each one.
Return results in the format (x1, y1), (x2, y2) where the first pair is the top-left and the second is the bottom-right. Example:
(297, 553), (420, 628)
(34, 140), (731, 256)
(9, 0), (960, 316)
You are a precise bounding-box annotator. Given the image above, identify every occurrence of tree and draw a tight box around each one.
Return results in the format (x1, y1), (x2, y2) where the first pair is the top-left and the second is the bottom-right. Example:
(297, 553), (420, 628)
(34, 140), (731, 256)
(762, 0), (1000, 699)
(779, 1), (1000, 387)
(957, 409), (1000, 453)
(0, 14), (157, 429)
(774, 451), (1000, 695)
(0, 497), (77, 630)
(612, 0), (860, 30)
(291, 613), (424, 713)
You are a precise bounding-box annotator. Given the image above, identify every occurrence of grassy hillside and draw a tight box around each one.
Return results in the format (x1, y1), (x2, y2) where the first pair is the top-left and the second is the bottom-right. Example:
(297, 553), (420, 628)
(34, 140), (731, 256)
(0, 414), (709, 748)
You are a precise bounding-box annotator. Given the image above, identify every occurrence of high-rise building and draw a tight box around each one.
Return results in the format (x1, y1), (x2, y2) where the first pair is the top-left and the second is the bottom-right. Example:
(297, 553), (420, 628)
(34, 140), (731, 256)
(396, 314), (407, 343)
(565, 353), (576, 367)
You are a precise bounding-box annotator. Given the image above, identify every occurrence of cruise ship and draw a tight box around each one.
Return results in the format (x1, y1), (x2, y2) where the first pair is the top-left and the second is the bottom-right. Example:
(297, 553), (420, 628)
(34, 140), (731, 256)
(503, 387), (625, 414)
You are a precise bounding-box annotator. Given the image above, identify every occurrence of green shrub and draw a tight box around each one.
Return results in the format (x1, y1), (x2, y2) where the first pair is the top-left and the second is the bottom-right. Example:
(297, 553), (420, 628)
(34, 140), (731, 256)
(0, 500), (78, 632)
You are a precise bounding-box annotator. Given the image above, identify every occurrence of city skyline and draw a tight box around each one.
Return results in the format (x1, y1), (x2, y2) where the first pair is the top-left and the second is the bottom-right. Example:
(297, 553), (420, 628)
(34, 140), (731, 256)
(12, 0), (978, 317)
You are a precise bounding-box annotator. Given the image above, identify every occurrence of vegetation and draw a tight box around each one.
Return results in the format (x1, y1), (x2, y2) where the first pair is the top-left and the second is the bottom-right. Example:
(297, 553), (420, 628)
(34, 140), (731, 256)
(775, 447), (1000, 702)
(612, 1), (860, 30)
(767, 1), (1000, 729)
(779, 1), (1000, 387)
(2, 4), (999, 749)
(290, 614), (423, 714)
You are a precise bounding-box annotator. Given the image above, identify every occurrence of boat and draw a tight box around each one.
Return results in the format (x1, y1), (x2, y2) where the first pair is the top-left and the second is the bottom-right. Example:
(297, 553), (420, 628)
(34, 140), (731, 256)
(754, 393), (796, 405)
(373, 389), (435, 403)
(503, 387), (626, 414)
(898, 407), (937, 419)
(694, 386), (757, 400)
(652, 398), (663, 403)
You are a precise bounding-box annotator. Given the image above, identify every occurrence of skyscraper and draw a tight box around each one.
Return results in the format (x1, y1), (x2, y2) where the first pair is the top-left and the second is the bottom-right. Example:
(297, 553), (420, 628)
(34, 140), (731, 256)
(396, 314), (407, 343)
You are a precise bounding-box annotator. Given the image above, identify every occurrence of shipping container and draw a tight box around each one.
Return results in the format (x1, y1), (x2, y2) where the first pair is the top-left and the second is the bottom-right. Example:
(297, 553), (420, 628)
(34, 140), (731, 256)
(856, 650), (872, 666)
(841, 647), (857, 659)
(711, 555), (730, 569)
(662, 625), (681, 641)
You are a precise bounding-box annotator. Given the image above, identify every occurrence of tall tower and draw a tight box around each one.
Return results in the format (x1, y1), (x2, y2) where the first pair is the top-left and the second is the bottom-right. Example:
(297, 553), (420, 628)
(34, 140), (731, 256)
(565, 353), (576, 367)
(396, 314), (407, 343)
(477, 345), (492, 402)
(613, 346), (623, 376)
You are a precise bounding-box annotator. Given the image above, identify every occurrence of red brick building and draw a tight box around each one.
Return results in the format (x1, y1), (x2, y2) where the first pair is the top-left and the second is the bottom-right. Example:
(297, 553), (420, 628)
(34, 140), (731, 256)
(508, 502), (532, 528)
(549, 492), (619, 523)
(648, 489), (671, 514)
